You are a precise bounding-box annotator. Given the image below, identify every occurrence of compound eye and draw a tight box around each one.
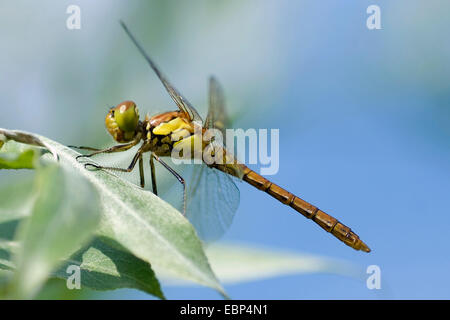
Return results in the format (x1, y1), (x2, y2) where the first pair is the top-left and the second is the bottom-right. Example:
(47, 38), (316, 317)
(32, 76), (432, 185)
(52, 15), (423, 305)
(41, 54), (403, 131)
(114, 101), (139, 132)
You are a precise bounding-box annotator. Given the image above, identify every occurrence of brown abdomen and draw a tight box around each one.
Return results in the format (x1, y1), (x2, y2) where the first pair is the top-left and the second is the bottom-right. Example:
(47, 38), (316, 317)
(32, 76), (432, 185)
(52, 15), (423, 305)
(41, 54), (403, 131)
(242, 167), (371, 252)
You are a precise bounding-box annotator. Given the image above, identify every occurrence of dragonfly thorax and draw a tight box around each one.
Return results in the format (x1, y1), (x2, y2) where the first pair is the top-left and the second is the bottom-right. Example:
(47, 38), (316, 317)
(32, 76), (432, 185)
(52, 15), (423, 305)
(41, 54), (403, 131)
(142, 111), (197, 157)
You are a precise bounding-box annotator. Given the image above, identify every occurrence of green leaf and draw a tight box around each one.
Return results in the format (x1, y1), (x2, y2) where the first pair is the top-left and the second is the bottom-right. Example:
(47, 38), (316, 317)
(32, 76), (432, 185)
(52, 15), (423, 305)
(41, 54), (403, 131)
(44, 137), (225, 296)
(0, 175), (36, 224)
(0, 129), (58, 161)
(0, 269), (13, 293)
(0, 240), (16, 271)
(0, 149), (38, 169)
(0, 179), (33, 273)
(33, 278), (92, 300)
(0, 139), (43, 169)
(53, 237), (164, 299)
(0, 180), (165, 299)
(0, 128), (225, 297)
(0, 236), (164, 299)
(161, 242), (363, 286)
(9, 164), (101, 298)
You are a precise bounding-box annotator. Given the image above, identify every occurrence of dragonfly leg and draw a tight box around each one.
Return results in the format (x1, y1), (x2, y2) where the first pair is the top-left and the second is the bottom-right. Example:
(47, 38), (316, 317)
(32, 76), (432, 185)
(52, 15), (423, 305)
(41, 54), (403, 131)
(74, 140), (139, 160)
(138, 155), (145, 188)
(152, 153), (186, 216)
(85, 149), (142, 173)
(68, 145), (101, 152)
(149, 153), (158, 196)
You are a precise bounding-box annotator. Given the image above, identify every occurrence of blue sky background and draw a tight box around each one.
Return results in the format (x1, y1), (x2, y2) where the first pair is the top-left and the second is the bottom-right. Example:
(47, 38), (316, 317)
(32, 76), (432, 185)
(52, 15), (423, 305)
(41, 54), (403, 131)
(1, 1), (449, 299)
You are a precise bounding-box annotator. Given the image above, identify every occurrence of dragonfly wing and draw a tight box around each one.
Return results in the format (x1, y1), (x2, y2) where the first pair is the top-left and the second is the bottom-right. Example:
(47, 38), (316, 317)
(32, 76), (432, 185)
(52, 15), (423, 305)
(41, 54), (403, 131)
(204, 76), (246, 179)
(184, 163), (240, 242)
(120, 21), (203, 123)
(205, 76), (230, 138)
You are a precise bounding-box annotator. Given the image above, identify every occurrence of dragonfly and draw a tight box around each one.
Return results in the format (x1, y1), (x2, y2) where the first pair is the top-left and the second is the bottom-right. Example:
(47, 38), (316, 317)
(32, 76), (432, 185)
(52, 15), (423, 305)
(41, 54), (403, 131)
(71, 21), (371, 253)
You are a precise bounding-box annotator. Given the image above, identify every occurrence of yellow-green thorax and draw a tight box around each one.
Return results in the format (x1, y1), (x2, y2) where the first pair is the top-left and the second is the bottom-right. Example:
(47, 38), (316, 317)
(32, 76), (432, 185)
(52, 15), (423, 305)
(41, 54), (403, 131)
(143, 111), (204, 158)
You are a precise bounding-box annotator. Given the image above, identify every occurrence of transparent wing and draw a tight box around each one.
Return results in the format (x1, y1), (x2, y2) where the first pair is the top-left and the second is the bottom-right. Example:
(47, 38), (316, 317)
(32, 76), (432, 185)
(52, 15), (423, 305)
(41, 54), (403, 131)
(184, 163), (240, 242)
(161, 77), (239, 241)
(159, 161), (239, 241)
(120, 21), (203, 123)
(205, 76), (230, 137)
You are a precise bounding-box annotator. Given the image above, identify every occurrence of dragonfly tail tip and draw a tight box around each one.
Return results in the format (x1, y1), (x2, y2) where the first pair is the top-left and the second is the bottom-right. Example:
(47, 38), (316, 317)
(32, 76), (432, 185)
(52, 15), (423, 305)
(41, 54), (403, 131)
(358, 240), (371, 253)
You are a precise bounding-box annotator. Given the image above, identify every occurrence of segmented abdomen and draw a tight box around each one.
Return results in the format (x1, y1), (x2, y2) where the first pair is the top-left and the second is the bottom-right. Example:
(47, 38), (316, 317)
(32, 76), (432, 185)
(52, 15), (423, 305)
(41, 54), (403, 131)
(241, 167), (371, 252)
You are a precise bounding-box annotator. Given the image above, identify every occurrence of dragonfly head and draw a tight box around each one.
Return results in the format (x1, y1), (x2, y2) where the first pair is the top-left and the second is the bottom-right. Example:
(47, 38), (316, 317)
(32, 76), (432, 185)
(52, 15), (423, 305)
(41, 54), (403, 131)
(105, 100), (140, 142)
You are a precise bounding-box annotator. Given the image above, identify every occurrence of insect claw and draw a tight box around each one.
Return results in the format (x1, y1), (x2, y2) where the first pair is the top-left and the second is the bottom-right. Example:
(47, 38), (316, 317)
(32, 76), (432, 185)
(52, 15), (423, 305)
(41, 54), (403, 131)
(76, 154), (91, 161)
(84, 163), (100, 170)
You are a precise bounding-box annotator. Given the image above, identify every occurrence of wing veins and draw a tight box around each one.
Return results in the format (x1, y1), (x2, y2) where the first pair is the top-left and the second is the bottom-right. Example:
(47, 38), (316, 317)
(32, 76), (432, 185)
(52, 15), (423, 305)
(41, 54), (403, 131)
(120, 21), (202, 122)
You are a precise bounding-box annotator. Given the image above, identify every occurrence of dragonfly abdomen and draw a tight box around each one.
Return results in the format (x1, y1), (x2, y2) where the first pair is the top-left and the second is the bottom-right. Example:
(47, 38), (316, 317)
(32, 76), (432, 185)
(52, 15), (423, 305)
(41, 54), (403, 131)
(242, 168), (371, 252)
